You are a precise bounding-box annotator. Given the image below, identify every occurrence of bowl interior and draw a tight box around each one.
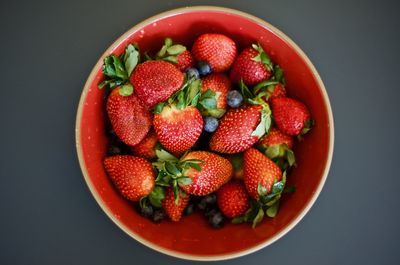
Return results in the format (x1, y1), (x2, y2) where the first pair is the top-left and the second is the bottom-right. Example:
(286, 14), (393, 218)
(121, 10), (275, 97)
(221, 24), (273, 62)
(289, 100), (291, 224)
(76, 7), (333, 260)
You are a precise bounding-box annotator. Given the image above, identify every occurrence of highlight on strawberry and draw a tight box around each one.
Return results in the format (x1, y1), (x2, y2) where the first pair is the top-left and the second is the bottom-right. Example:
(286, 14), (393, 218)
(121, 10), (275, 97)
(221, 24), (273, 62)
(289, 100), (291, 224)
(98, 34), (314, 228)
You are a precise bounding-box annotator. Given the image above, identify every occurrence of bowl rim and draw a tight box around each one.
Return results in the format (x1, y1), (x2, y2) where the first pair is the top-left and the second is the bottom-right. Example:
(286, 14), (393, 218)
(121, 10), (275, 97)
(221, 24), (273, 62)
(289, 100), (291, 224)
(75, 5), (335, 261)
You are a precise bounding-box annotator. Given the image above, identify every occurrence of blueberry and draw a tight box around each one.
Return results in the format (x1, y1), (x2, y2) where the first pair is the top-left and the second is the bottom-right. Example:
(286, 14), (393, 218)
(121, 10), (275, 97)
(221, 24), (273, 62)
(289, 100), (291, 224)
(203, 194), (217, 205)
(204, 208), (218, 218)
(209, 211), (224, 228)
(197, 61), (212, 76)
(184, 204), (195, 216)
(186, 67), (200, 80)
(197, 200), (207, 211)
(107, 145), (122, 156)
(140, 205), (153, 218)
(227, 90), (244, 108)
(152, 209), (165, 223)
(204, 117), (219, 133)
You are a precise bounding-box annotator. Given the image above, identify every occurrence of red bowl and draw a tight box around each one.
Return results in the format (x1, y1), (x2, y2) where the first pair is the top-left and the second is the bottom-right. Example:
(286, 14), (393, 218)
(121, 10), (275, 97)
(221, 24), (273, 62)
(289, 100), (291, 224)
(75, 6), (334, 261)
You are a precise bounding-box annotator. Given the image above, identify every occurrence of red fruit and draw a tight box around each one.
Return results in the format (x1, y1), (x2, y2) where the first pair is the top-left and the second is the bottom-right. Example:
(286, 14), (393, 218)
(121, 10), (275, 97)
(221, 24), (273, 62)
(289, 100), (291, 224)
(180, 151), (232, 196)
(259, 127), (294, 149)
(267, 83), (286, 101)
(243, 148), (282, 199)
(130, 130), (158, 159)
(230, 47), (272, 85)
(271, 97), (311, 136)
(104, 155), (155, 201)
(209, 104), (263, 154)
(192, 33), (237, 72)
(201, 73), (231, 109)
(106, 88), (151, 146)
(176, 50), (195, 71)
(130, 60), (184, 107)
(217, 181), (250, 218)
(153, 105), (203, 156)
(162, 188), (190, 222)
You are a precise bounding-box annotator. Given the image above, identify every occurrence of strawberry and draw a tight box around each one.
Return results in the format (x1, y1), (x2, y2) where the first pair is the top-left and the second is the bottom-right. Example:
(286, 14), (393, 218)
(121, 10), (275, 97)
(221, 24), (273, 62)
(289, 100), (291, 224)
(229, 154), (244, 180)
(162, 188), (190, 222)
(267, 83), (286, 101)
(192, 33), (237, 73)
(217, 181), (250, 218)
(270, 97), (312, 136)
(130, 130), (158, 159)
(106, 87), (151, 146)
(243, 148), (282, 199)
(259, 127), (294, 149)
(154, 105), (202, 156)
(180, 151), (232, 196)
(130, 60), (184, 107)
(209, 104), (270, 154)
(104, 155), (155, 201)
(201, 73), (231, 109)
(176, 50), (195, 71)
(155, 38), (194, 71)
(230, 44), (273, 86)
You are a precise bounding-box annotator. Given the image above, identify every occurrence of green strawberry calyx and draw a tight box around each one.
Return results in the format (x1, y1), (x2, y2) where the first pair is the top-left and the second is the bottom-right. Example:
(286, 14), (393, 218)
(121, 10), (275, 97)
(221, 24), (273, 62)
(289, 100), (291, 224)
(151, 149), (203, 204)
(251, 43), (274, 72)
(154, 78), (201, 114)
(232, 171), (295, 228)
(258, 143), (296, 170)
(155, 37), (187, 64)
(197, 89), (226, 118)
(98, 43), (140, 96)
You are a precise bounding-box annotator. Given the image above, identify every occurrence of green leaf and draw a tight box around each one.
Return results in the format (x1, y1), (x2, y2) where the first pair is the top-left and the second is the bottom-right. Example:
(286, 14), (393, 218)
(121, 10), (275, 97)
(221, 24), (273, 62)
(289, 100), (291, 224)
(177, 177), (192, 185)
(260, 51), (273, 71)
(252, 208), (265, 228)
(202, 108), (226, 118)
(162, 55), (178, 64)
(251, 111), (268, 138)
(156, 38), (172, 57)
(165, 161), (182, 176)
(257, 183), (268, 196)
(186, 79), (201, 106)
(155, 149), (177, 161)
(301, 119), (314, 135)
(98, 79), (124, 89)
(166, 44), (186, 55)
(173, 183), (180, 205)
(286, 149), (296, 166)
(148, 186), (165, 208)
(266, 201), (280, 217)
(265, 145), (281, 159)
(154, 102), (165, 114)
(273, 65), (285, 85)
(199, 97), (217, 109)
(239, 80), (254, 100)
(118, 83), (134, 96)
(123, 44), (140, 76)
(283, 186), (296, 193)
(232, 216), (245, 224)
(253, 80), (279, 95)
(186, 162), (201, 171)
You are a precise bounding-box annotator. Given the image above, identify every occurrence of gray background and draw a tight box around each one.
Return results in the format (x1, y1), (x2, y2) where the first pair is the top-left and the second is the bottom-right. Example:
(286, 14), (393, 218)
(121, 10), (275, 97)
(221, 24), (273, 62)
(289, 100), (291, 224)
(1, 0), (399, 264)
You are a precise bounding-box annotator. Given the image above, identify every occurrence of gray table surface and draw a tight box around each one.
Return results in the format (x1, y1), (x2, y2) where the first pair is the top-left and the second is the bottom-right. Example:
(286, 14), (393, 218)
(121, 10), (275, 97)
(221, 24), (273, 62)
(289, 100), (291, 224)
(1, 0), (399, 264)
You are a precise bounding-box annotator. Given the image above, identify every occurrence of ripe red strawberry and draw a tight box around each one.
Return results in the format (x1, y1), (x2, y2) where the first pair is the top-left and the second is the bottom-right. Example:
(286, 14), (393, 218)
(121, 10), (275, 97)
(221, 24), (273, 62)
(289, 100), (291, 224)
(106, 88), (151, 146)
(259, 127), (294, 149)
(104, 155), (155, 201)
(210, 104), (266, 154)
(130, 130), (158, 159)
(130, 60), (184, 107)
(180, 151), (232, 196)
(267, 83), (286, 101)
(243, 148), (282, 199)
(271, 97), (312, 136)
(162, 188), (190, 222)
(201, 73), (231, 109)
(154, 105), (203, 156)
(217, 181), (250, 218)
(176, 50), (195, 71)
(192, 33), (237, 72)
(230, 45), (272, 85)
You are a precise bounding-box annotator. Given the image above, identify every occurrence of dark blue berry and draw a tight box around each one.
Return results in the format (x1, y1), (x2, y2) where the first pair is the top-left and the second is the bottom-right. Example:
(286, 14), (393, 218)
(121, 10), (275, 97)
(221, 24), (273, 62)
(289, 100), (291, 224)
(227, 90), (244, 108)
(197, 61), (212, 76)
(203, 194), (217, 205)
(204, 117), (219, 132)
(107, 145), (122, 156)
(197, 200), (207, 211)
(140, 205), (153, 218)
(184, 204), (195, 216)
(204, 208), (218, 218)
(186, 67), (200, 80)
(152, 209), (165, 223)
(209, 211), (224, 228)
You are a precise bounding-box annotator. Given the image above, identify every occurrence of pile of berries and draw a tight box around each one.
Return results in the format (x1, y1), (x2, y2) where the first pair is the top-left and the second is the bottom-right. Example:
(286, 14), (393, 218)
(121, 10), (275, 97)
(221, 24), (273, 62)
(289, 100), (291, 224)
(99, 34), (313, 228)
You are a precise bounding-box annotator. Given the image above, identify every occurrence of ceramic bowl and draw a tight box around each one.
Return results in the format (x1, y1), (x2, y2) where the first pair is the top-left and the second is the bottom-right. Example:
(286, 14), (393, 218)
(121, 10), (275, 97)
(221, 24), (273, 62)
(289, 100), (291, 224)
(76, 6), (334, 261)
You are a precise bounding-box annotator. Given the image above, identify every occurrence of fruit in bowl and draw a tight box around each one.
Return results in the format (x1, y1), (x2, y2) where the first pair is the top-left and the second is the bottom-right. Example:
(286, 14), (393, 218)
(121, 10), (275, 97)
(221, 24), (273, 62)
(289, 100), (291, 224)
(76, 6), (334, 261)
